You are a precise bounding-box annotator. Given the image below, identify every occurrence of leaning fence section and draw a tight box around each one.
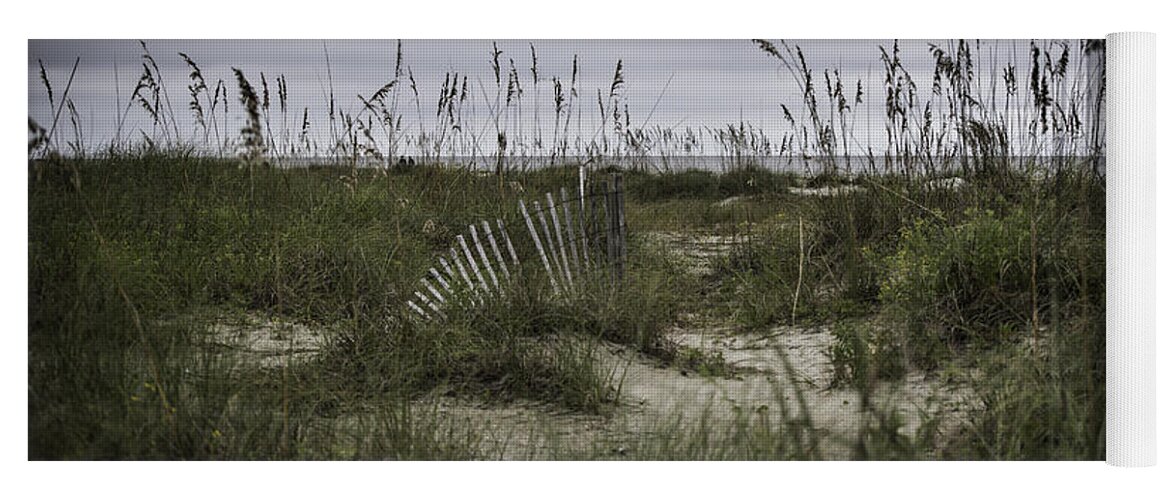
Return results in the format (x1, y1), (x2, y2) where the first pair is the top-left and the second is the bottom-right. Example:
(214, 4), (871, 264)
(406, 173), (628, 321)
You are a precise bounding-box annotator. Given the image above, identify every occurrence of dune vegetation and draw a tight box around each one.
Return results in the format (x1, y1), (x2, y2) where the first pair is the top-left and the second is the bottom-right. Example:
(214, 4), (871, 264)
(28, 39), (1105, 460)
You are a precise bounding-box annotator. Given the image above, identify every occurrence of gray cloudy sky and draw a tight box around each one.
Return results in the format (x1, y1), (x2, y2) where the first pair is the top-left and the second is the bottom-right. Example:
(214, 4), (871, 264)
(28, 39), (1097, 156)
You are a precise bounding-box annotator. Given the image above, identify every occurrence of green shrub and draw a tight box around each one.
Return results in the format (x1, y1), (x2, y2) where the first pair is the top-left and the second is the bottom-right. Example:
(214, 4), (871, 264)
(880, 207), (1038, 367)
(676, 346), (732, 377)
(628, 170), (719, 200)
(716, 167), (793, 197)
(948, 313), (1106, 460)
(717, 211), (886, 328)
(715, 222), (809, 328)
(829, 320), (906, 388)
(802, 184), (920, 303)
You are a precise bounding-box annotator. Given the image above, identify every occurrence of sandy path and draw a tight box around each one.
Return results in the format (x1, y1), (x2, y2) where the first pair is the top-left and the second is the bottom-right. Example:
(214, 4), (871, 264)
(421, 323), (974, 459)
(192, 314), (974, 459)
(598, 325), (973, 459)
(419, 231), (975, 459)
(189, 231), (976, 459)
(200, 313), (331, 369)
(643, 231), (746, 276)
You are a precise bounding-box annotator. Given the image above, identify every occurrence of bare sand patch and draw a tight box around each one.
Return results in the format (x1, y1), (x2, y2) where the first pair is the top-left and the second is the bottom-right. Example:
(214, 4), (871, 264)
(600, 230), (977, 458)
(201, 313), (331, 369)
(391, 321), (977, 459)
(643, 231), (744, 275)
(597, 324), (975, 459)
(789, 185), (867, 197)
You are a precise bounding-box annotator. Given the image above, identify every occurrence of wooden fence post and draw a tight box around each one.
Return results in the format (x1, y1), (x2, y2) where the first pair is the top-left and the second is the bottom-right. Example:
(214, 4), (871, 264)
(600, 179), (613, 272)
(613, 173), (627, 280)
(560, 187), (581, 273)
(586, 182), (598, 265)
(576, 188), (590, 268)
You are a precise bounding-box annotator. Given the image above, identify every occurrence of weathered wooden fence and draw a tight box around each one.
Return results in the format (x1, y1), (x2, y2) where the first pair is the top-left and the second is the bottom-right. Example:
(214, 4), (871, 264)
(406, 174), (628, 320)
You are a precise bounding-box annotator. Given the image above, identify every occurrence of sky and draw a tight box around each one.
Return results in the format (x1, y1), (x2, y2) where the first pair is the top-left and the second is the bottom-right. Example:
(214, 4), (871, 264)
(27, 39), (1103, 159)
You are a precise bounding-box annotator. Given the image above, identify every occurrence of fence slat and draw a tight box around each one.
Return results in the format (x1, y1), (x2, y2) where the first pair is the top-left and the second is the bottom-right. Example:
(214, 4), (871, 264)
(536, 199), (570, 288)
(469, 224), (501, 291)
(520, 199), (560, 293)
(407, 300), (431, 320)
(447, 249), (476, 295)
(430, 267), (453, 292)
(414, 291), (446, 320)
(497, 218), (520, 266)
(457, 234), (491, 295)
(481, 220), (511, 281)
(438, 257), (458, 287)
(546, 192), (573, 285)
(421, 277), (446, 304)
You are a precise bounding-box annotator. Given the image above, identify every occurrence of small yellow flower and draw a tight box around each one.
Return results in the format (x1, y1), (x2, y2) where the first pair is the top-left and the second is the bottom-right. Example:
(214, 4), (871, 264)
(212, 429), (222, 438)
